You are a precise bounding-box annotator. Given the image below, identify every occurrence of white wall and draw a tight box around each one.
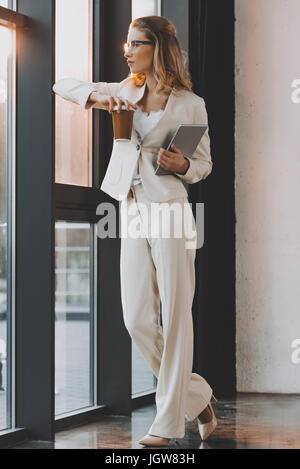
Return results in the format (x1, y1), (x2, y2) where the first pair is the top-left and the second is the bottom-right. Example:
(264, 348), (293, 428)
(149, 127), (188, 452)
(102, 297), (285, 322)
(235, 0), (300, 393)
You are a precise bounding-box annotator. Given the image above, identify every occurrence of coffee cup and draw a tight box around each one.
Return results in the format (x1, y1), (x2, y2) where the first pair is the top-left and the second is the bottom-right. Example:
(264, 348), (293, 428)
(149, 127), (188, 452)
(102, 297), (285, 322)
(112, 104), (135, 141)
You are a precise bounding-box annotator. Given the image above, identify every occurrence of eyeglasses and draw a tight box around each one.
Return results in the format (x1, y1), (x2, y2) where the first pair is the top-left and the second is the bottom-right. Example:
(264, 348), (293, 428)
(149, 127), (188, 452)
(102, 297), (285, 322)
(123, 40), (154, 53)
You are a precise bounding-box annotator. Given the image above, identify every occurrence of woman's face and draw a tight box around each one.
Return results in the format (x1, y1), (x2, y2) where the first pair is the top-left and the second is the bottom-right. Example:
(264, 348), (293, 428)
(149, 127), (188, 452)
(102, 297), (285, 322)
(124, 27), (154, 75)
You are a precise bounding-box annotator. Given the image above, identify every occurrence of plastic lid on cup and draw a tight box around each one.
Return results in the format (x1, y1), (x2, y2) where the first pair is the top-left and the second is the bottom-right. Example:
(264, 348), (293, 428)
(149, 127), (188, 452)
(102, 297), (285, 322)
(113, 104), (136, 111)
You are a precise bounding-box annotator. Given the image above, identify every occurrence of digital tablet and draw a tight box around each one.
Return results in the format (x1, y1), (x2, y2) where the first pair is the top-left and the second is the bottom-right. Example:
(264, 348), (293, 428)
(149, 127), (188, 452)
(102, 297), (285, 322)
(155, 124), (208, 176)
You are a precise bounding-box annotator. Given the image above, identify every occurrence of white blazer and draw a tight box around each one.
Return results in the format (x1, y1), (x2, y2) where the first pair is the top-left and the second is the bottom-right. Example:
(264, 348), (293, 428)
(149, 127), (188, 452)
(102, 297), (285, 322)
(52, 76), (213, 202)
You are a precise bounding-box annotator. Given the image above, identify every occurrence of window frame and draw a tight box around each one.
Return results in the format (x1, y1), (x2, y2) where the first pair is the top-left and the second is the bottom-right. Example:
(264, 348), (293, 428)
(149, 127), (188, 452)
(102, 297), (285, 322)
(0, 0), (138, 447)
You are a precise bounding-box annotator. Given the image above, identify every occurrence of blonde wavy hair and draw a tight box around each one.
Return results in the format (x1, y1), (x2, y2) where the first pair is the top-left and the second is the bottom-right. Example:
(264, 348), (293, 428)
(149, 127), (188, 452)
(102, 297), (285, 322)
(127, 16), (193, 95)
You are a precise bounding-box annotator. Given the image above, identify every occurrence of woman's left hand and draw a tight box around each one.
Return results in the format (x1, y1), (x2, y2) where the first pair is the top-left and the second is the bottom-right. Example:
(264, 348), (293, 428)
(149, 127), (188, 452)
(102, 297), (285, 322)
(157, 144), (189, 173)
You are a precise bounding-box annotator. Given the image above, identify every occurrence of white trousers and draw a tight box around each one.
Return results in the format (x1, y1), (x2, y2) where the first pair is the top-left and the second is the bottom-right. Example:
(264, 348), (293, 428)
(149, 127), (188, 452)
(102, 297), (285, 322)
(120, 182), (213, 439)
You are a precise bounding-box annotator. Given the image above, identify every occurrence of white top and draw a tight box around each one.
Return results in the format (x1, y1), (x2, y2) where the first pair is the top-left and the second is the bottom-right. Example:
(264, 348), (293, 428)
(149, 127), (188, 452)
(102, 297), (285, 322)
(131, 107), (164, 186)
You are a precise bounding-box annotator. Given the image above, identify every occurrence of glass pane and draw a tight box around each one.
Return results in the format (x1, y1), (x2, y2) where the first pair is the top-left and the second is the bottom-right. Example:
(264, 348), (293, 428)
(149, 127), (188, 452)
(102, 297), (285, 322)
(55, 222), (95, 416)
(55, 0), (93, 187)
(0, 24), (14, 431)
(132, 0), (160, 20)
(0, 1), (15, 10)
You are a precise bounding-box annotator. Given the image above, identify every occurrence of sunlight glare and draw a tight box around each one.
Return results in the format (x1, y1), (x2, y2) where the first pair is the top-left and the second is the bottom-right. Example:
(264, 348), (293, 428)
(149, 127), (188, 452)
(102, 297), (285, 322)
(0, 26), (11, 104)
(0, 26), (11, 61)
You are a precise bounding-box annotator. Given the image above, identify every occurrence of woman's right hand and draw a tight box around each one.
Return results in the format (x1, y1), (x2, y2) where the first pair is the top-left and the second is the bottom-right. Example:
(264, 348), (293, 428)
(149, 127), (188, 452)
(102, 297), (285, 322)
(89, 91), (137, 113)
(107, 95), (138, 114)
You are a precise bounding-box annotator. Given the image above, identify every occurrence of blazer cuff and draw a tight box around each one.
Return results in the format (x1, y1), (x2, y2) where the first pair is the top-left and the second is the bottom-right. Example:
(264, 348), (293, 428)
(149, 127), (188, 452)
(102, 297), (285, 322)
(52, 78), (96, 110)
(72, 83), (96, 110)
(83, 88), (97, 109)
(175, 157), (191, 177)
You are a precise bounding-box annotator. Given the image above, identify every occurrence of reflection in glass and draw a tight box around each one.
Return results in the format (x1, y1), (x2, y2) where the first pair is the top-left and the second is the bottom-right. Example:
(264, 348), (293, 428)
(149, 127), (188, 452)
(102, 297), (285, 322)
(55, 222), (96, 415)
(55, 0), (93, 187)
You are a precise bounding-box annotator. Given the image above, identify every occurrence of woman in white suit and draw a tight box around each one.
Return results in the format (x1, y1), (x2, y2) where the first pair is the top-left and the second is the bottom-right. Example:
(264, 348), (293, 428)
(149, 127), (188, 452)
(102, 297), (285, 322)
(53, 15), (217, 447)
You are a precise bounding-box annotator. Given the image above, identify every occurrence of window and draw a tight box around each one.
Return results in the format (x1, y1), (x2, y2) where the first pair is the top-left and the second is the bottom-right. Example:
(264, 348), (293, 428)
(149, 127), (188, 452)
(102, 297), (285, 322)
(55, 222), (96, 415)
(54, 0), (97, 417)
(0, 0), (149, 445)
(55, 0), (93, 187)
(132, 0), (161, 20)
(0, 4), (16, 431)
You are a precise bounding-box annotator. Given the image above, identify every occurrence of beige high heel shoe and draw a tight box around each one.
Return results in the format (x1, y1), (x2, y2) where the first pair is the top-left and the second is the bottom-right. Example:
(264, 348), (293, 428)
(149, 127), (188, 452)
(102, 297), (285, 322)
(138, 434), (179, 446)
(197, 394), (218, 441)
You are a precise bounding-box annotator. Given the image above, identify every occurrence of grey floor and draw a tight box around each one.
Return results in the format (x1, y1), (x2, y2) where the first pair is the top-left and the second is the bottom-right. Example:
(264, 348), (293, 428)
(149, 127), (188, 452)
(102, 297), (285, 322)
(0, 319), (155, 430)
(9, 393), (300, 449)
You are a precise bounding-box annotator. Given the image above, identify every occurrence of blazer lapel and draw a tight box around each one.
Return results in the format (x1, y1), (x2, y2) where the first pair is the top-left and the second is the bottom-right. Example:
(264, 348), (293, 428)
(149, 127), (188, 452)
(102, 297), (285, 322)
(119, 78), (176, 146)
(119, 79), (147, 105)
(140, 90), (174, 145)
